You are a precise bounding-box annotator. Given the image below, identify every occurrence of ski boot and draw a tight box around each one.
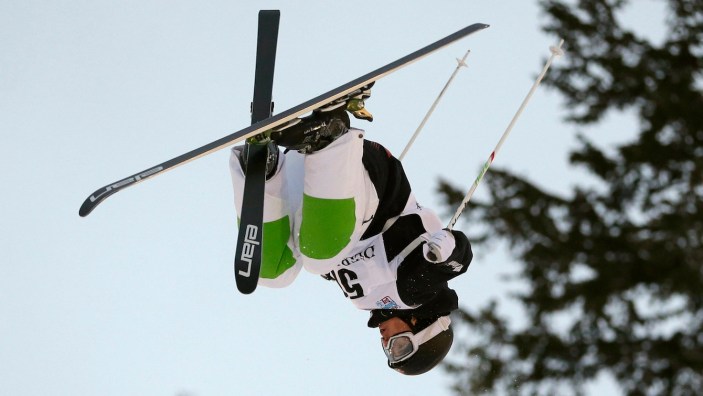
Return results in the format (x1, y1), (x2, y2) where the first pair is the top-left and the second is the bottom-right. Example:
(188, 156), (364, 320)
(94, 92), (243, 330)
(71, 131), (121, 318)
(270, 82), (375, 153)
(270, 106), (351, 154)
(234, 137), (279, 179)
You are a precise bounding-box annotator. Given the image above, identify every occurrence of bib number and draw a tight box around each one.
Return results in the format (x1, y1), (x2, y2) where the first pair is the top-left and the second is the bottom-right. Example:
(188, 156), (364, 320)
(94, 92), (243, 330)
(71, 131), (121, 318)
(328, 268), (365, 299)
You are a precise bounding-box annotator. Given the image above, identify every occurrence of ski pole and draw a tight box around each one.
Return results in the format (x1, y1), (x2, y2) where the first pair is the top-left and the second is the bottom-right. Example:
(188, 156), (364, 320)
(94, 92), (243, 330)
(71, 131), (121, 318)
(447, 40), (565, 230)
(399, 49), (471, 161)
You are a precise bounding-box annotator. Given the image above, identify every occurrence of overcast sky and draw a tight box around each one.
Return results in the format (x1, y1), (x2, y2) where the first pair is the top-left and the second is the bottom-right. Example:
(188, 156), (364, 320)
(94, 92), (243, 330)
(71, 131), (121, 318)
(1, 1), (666, 395)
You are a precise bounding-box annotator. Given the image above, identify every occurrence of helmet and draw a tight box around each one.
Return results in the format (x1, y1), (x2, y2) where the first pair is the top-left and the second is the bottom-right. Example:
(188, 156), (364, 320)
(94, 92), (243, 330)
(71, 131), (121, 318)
(383, 315), (454, 376)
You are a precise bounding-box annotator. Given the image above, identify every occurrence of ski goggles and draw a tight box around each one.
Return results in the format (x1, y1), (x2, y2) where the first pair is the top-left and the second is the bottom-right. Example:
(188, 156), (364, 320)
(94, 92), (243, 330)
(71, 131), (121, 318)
(381, 316), (451, 364)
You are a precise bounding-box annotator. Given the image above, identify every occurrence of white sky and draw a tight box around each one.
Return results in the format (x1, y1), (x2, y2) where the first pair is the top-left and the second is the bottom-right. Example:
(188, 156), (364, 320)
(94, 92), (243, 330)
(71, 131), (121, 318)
(1, 1), (666, 395)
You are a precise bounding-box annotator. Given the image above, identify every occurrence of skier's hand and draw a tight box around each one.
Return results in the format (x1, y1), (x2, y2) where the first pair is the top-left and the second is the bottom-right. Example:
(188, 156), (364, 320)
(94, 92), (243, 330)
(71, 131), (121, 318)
(422, 229), (456, 263)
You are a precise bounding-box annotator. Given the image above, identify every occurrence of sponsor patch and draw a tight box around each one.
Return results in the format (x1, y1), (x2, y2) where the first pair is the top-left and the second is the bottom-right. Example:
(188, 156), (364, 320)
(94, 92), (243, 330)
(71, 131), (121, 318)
(376, 296), (400, 310)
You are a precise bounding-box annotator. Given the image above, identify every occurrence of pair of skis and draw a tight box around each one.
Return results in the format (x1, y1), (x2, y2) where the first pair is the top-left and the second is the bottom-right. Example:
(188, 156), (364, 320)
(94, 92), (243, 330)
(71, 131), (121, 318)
(78, 12), (490, 294)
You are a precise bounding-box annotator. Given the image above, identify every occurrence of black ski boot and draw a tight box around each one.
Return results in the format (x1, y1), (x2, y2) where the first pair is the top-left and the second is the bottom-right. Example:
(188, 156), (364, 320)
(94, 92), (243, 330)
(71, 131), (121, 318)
(234, 139), (279, 179)
(271, 106), (352, 154)
(259, 82), (374, 154)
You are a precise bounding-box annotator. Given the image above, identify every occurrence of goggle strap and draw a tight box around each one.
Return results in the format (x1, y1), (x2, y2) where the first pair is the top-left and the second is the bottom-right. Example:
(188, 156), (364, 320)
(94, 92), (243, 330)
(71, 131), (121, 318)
(414, 316), (451, 346)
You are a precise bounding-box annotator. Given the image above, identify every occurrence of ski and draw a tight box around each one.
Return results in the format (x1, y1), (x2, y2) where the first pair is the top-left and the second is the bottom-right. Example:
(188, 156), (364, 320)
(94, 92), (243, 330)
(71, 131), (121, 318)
(235, 10), (279, 294)
(78, 22), (489, 217)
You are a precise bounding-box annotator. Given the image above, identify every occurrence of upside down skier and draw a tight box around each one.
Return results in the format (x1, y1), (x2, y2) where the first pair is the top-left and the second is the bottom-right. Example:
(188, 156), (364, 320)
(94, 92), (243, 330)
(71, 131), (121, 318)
(229, 89), (473, 375)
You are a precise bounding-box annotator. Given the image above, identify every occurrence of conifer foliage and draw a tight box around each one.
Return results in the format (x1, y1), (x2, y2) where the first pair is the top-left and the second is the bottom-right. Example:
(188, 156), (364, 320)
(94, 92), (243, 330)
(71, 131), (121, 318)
(439, 1), (703, 394)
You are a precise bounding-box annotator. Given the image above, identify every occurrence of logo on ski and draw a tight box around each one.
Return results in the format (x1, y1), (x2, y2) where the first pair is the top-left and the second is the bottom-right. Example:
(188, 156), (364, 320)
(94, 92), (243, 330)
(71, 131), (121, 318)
(89, 166), (164, 202)
(238, 224), (260, 277)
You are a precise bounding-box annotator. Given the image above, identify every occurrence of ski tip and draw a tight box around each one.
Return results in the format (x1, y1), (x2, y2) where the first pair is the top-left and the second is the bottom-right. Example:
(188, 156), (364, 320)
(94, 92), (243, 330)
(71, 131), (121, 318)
(79, 198), (95, 217)
(466, 23), (489, 30)
(79, 185), (115, 217)
(460, 23), (490, 37)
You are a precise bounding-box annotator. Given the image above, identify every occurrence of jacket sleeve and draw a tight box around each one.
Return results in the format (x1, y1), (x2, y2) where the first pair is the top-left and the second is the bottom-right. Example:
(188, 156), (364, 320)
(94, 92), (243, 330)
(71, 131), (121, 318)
(432, 230), (472, 277)
(395, 230), (472, 307)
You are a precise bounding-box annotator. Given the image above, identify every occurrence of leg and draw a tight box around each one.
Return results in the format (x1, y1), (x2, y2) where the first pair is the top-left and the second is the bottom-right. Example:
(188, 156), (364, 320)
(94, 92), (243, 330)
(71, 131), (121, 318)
(297, 129), (379, 273)
(230, 146), (300, 287)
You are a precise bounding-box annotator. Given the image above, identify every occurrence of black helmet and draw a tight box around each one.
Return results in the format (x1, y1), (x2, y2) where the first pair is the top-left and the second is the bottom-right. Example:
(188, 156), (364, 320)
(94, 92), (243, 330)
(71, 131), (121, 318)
(383, 315), (454, 376)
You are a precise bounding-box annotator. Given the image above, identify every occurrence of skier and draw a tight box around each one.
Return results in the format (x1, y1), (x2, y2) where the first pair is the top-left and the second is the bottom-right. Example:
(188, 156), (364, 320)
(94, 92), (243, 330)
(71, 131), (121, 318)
(229, 98), (472, 375)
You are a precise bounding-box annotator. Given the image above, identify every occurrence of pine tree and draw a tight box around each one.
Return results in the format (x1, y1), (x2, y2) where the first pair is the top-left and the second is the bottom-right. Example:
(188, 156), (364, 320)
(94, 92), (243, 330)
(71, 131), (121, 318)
(439, 1), (703, 394)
